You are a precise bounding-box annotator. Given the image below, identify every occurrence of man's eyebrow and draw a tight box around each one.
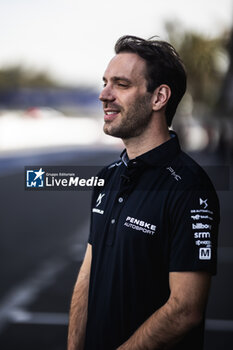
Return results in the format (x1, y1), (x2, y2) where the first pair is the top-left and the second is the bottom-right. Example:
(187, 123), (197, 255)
(102, 76), (132, 84)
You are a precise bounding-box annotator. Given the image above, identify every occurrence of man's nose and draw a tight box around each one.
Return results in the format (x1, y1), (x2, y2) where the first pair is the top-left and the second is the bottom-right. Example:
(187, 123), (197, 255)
(99, 85), (115, 102)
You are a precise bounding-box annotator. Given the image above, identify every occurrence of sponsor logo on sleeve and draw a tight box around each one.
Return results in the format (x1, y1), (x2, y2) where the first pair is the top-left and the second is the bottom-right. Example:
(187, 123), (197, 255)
(194, 232), (210, 239)
(191, 209), (213, 214)
(190, 198), (214, 256)
(192, 223), (211, 230)
(195, 240), (211, 247)
(200, 198), (208, 209)
(199, 248), (211, 260)
(191, 214), (213, 221)
(190, 197), (213, 215)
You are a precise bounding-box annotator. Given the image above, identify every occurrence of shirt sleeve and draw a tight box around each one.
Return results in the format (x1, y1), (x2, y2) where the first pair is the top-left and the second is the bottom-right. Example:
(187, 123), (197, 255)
(168, 183), (220, 275)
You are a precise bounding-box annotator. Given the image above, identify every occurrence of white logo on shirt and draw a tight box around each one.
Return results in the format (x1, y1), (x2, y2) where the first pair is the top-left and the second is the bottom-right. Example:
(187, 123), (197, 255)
(194, 232), (210, 239)
(200, 198), (208, 209)
(199, 248), (211, 260)
(190, 209), (213, 214)
(192, 223), (211, 230)
(195, 240), (211, 246)
(166, 167), (182, 181)
(96, 193), (105, 207)
(191, 214), (213, 221)
(124, 216), (157, 235)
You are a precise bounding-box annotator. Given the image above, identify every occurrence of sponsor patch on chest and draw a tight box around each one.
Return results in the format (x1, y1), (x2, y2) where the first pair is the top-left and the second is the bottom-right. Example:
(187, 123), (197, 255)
(124, 216), (157, 235)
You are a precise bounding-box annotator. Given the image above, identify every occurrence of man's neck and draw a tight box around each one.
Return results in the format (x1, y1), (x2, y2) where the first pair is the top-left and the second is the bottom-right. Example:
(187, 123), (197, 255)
(123, 119), (170, 160)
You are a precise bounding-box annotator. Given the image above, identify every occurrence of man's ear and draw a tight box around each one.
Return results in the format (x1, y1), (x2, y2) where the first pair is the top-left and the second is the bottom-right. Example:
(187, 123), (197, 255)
(151, 84), (171, 112)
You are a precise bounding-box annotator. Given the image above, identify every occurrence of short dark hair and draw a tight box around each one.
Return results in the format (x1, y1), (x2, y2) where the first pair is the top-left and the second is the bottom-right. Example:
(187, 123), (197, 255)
(114, 35), (187, 126)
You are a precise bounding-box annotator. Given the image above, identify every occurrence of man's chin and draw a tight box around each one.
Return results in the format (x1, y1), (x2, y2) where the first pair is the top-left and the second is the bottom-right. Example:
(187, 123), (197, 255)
(103, 124), (123, 138)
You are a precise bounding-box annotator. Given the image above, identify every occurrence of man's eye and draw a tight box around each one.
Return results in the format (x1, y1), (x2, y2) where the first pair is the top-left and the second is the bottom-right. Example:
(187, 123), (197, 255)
(103, 83), (107, 87)
(118, 83), (128, 87)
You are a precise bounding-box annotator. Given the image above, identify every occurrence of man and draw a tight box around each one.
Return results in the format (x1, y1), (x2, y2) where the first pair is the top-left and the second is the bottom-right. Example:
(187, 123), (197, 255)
(68, 35), (220, 350)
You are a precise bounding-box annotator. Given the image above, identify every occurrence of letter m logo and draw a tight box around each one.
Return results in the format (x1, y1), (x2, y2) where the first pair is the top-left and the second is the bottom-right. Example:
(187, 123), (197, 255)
(199, 248), (211, 260)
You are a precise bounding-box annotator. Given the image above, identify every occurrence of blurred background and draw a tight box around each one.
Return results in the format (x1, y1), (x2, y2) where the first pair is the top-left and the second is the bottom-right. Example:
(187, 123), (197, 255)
(0, 0), (232, 349)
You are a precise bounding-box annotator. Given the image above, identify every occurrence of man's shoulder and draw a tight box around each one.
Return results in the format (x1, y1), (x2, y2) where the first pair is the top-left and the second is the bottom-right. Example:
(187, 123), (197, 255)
(171, 150), (216, 191)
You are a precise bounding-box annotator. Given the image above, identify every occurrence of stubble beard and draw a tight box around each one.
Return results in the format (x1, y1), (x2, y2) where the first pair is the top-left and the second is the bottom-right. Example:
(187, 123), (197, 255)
(103, 93), (153, 139)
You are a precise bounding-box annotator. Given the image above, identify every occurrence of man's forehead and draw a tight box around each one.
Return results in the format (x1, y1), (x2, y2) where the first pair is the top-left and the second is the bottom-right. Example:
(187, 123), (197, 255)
(103, 52), (147, 80)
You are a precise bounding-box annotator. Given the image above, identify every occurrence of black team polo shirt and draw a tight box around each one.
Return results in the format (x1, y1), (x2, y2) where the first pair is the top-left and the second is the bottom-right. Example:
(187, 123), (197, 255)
(84, 131), (220, 350)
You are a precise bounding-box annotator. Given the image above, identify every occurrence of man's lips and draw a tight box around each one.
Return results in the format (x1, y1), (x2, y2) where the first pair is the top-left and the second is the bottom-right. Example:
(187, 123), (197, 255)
(104, 110), (120, 122)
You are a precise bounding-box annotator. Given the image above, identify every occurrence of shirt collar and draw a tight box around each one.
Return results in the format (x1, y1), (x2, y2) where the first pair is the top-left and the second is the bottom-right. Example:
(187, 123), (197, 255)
(121, 149), (129, 166)
(120, 131), (181, 167)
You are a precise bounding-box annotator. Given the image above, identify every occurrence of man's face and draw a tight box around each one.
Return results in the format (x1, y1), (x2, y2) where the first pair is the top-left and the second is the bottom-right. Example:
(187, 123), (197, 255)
(99, 53), (153, 139)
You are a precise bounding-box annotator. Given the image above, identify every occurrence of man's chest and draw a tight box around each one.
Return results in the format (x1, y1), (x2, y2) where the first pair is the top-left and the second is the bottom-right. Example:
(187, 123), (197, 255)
(91, 186), (170, 250)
